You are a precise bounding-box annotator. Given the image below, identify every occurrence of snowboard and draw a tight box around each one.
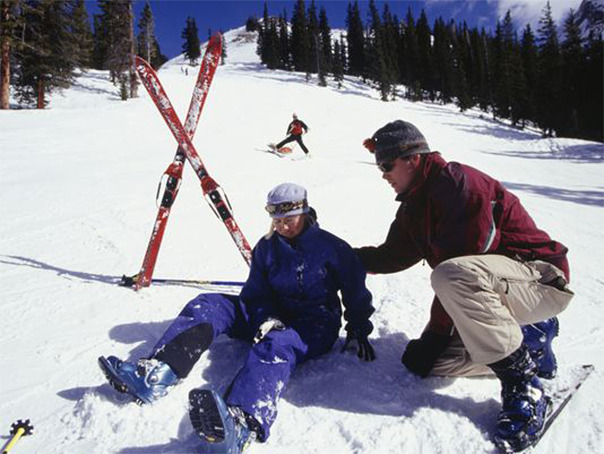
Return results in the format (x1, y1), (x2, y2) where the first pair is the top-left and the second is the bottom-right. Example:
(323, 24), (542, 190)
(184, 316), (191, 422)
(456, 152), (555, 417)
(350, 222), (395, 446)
(495, 364), (594, 453)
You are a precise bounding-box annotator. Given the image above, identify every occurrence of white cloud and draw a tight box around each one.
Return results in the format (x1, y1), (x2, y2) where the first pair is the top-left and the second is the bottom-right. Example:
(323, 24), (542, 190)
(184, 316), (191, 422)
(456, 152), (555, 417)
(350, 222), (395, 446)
(493, 0), (583, 25)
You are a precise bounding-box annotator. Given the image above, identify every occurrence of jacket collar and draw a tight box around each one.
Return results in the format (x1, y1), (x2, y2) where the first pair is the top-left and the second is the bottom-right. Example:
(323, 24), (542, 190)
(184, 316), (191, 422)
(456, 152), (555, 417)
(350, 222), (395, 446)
(276, 220), (320, 248)
(395, 152), (447, 203)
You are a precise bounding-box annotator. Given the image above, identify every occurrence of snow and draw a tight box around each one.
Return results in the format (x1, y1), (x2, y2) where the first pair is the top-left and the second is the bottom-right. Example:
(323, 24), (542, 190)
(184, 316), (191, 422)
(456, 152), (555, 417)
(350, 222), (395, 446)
(1, 26), (603, 453)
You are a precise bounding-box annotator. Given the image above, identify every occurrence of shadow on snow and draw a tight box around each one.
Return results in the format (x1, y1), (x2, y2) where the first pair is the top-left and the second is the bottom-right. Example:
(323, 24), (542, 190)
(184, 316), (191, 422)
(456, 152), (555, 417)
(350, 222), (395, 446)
(0, 255), (239, 292)
(57, 316), (499, 453)
(503, 182), (604, 208)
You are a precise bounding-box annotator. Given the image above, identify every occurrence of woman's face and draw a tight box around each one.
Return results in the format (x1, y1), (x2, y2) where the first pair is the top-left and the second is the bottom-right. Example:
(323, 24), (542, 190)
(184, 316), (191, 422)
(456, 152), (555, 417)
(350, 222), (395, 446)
(274, 214), (305, 239)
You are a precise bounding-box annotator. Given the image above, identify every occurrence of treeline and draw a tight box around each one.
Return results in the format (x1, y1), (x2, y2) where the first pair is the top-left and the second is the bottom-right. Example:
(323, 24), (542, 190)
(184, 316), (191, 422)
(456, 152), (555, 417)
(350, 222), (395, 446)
(255, 0), (603, 141)
(0, 0), (167, 108)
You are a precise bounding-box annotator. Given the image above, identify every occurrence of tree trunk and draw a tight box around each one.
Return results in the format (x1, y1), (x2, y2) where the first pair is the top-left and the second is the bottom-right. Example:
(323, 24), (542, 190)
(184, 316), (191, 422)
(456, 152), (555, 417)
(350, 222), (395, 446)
(128, 2), (137, 98)
(37, 78), (45, 109)
(1, 2), (10, 109)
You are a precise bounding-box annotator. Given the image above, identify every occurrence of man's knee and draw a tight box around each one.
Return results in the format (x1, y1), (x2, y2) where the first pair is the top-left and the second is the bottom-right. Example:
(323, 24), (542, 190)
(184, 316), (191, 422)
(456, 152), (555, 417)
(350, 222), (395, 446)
(431, 258), (480, 293)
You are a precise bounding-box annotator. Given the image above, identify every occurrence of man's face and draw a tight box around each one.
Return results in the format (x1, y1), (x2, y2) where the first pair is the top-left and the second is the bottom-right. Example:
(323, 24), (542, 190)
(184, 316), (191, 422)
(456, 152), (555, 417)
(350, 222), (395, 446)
(379, 155), (421, 194)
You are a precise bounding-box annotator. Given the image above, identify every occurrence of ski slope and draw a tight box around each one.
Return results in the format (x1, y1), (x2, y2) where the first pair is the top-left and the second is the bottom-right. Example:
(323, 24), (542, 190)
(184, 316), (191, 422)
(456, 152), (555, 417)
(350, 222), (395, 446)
(1, 27), (603, 454)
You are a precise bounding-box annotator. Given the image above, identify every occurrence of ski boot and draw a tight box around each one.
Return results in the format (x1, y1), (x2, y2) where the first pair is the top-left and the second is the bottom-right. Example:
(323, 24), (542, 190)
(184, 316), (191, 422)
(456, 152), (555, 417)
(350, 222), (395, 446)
(521, 317), (559, 379)
(489, 345), (552, 453)
(98, 356), (179, 404)
(189, 389), (257, 454)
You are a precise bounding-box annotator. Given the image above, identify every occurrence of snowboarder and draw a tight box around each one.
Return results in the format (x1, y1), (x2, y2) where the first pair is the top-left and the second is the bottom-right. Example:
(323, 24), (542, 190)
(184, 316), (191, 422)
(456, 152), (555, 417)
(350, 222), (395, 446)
(98, 182), (374, 453)
(271, 113), (311, 156)
(357, 120), (574, 453)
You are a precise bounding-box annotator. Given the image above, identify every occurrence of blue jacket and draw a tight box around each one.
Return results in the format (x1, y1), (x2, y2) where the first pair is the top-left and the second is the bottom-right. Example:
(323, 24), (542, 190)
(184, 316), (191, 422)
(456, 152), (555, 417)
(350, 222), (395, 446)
(240, 222), (374, 337)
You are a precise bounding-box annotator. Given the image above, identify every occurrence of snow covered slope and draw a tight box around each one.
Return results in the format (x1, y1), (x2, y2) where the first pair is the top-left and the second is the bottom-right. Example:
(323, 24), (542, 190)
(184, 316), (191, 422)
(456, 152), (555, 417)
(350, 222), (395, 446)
(0, 27), (602, 454)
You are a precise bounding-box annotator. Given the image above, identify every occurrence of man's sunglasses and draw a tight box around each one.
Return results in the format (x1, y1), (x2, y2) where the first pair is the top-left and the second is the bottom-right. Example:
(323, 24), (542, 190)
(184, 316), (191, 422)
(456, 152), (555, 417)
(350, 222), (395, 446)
(377, 160), (396, 173)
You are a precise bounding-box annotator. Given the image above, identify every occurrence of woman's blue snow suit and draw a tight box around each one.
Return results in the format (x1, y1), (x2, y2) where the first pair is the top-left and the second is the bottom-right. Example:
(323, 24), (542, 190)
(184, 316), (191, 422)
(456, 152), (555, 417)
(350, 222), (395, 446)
(151, 223), (374, 441)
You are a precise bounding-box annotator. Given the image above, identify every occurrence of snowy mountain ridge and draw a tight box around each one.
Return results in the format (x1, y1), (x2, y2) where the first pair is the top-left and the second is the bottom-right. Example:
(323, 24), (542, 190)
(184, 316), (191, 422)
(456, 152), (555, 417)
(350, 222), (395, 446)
(0, 26), (602, 454)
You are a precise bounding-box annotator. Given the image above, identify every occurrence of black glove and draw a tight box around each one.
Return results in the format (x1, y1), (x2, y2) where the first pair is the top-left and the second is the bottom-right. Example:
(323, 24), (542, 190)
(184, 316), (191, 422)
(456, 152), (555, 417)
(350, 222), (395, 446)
(401, 331), (451, 378)
(341, 332), (376, 362)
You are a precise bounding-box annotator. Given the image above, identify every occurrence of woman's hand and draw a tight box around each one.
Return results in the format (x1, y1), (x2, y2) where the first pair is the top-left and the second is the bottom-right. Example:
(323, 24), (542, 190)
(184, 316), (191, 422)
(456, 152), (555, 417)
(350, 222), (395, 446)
(253, 318), (286, 344)
(341, 332), (376, 361)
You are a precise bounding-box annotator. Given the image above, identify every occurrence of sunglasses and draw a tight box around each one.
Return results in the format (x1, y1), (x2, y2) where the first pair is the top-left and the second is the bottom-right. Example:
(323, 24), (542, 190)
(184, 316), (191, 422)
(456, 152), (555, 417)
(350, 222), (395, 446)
(265, 200), (307, 215)
(377, 160), (396, 173)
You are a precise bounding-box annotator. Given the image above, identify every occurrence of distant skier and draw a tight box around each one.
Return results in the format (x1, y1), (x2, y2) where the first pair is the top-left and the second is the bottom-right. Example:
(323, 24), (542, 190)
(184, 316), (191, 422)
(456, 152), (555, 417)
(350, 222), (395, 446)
(270, 113), (311, 156)
(357, 120), (573, 453)
(98, 183), (374, 454)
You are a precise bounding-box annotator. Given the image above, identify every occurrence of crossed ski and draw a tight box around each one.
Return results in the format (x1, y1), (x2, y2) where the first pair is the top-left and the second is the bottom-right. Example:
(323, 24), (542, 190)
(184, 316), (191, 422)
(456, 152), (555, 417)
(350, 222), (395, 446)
(124, 35), (251, 290)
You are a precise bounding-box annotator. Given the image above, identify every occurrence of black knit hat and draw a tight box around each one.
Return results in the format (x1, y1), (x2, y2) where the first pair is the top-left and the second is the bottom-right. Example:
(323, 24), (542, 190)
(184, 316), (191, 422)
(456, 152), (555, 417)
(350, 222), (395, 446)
(371, 120), (430, 164)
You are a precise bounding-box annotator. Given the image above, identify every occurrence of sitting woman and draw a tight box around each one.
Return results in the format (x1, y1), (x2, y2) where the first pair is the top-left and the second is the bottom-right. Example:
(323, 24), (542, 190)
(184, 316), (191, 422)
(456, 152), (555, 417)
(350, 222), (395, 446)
(98, 182), (375, 453)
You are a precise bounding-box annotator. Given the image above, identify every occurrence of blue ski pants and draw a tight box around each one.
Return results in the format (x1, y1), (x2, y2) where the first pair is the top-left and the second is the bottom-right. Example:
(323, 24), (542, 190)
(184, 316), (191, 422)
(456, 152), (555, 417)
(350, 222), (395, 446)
(151, 293), (340, 441)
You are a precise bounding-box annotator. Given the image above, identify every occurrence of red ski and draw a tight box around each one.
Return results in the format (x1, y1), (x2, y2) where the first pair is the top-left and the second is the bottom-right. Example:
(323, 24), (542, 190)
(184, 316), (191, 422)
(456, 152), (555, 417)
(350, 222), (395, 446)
(135, 53), (253, 270)
(128, 35), (224, 290)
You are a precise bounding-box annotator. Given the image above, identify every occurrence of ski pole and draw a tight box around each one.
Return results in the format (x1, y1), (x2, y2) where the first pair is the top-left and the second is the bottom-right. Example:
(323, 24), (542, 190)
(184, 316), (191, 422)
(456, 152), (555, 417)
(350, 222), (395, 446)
(120, 274), (244, 288)
(3, 420), (33, 454)
(149, 277), (245, 286)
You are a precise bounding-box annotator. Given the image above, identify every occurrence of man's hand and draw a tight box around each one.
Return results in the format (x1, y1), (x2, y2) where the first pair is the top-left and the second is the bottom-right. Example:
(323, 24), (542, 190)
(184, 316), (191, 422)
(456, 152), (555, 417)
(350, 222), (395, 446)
(401, 331), (451, 378)
(253, 318), (286, 344)
(341, 332), (376, 361)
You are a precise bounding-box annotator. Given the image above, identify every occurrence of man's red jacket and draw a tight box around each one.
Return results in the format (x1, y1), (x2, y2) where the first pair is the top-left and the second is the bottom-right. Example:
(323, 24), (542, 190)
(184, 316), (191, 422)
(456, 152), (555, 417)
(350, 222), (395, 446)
(355, 152), (569, 335)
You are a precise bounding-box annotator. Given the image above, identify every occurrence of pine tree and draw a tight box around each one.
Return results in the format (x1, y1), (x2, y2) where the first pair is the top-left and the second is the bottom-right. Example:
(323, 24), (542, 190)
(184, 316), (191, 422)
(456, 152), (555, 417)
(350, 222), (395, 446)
(332, 38), (344, 88)
(256, 3), (266, 62)
(137, 1), (157, 65)
(266, 18), (280, 69)
(451, 21), (473, 111)
(416, 10), (434, 99)
(432, 18), (454, 103)
(518, 24), (538, 127)
(258, 3), (279, 70)
(71, 0), (93, 69)
(402, 8), (421, 99)
(536, 1), (562, 136)
(278, 11), (289, 70)
(182, 17), (201, 65)
(468, 28), (491, 111)
(14, 0), (79, 108)
(580, 15), (603, 140)
(382, 3), (400, 92)
(366, 1), (397, 100)
(152, 39), (168, 68)
(560, 8), (583, 137)
(307, 0), (319, 77)
(246, 16), (259, 32)
(93, 0), (137, 97)
(318, 6), (332, 75)
(1, 0), (20, 109)
(91, 5), (109, 70)
(491, 12), (515, 120)
(291, 0), (309, 73)
(346, 1), (364, 77)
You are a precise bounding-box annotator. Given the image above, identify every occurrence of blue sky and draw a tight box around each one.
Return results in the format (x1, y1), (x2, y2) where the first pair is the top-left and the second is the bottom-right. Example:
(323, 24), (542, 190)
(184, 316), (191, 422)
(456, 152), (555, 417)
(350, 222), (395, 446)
(87, 1), (583, 58)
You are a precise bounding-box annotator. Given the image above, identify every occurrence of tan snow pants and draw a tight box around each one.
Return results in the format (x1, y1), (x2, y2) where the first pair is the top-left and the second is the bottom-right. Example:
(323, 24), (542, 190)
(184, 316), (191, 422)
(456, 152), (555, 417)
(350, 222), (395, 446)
(428, 255), (573, 377)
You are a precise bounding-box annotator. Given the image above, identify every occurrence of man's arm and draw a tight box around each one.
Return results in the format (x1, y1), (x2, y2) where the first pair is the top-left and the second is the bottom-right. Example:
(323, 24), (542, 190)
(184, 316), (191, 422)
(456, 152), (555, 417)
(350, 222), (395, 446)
(355, 216), (422, 274)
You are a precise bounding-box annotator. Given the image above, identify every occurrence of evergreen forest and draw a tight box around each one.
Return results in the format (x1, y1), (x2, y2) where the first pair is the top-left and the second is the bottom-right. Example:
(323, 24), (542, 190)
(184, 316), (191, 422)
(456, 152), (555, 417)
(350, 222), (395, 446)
(1, 0), (601, 142)
(256, 0), (603, 141)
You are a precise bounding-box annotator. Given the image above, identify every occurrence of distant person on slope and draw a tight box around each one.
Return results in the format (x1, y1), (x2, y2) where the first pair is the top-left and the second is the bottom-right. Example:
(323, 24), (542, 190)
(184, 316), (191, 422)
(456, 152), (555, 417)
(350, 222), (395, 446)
(356, 120), (573, 453)
(98, 183), (374, 454)
(270, 113), (311, 156)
